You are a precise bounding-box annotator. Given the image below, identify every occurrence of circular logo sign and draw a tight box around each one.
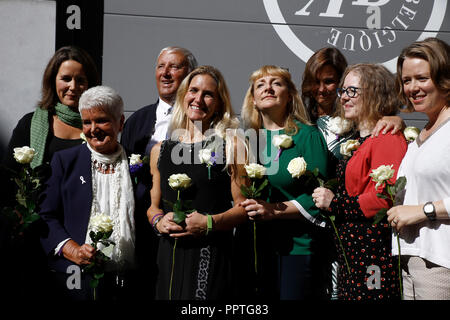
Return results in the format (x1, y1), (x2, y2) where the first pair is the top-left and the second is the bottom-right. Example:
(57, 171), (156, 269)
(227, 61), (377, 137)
(263, 0), (447, 71)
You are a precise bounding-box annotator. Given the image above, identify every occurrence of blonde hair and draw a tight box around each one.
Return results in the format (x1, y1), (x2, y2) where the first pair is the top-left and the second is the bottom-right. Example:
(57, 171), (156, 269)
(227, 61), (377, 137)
(241, 65), (310, 135)
(337, 63), (400, 129)
(169, 65), (246, 173)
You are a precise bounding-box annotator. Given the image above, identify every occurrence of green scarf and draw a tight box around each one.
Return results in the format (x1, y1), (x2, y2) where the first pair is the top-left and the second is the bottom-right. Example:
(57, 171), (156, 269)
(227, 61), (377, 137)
(30, 103), (82, 168)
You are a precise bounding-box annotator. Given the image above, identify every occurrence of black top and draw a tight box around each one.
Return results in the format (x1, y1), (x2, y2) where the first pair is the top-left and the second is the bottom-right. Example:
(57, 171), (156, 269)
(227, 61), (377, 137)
(155, 138), (235, 300)
(3, 111), (82, 170)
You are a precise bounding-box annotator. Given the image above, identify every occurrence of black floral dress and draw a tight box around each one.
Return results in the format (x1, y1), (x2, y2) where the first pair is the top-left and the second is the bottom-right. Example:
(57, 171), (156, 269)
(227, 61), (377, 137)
(328, 136), (401, 300)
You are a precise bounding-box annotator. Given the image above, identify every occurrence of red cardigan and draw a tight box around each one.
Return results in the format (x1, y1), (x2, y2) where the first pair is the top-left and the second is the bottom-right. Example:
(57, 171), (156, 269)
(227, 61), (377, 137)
(345, 132), (407, 218)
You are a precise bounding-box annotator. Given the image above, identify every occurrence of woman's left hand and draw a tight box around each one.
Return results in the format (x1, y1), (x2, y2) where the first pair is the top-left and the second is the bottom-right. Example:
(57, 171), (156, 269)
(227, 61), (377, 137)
(239, 198), (275, 221)
(387, 204), (427, 231)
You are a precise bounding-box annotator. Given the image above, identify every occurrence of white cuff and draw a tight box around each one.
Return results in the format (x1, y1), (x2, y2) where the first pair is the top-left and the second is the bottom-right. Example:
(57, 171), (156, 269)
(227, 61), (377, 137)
(290, 200), (326, 228)
(54, 238), (71, 256)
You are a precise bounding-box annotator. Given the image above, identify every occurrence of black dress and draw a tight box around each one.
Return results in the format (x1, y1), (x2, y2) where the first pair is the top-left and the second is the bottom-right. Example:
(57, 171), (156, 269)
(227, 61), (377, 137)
(155, 138), (234, 300)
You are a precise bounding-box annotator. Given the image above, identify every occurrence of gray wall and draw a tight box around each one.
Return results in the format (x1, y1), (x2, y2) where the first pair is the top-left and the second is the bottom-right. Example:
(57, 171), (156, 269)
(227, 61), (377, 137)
(0, 0), (55, 160)
(103, 0), (450, 129)
(2, 0), (450, 159)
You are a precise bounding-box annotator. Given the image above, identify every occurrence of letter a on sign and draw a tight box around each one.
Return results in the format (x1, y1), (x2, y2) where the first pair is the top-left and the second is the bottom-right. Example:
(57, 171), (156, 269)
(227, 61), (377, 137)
(66, 5), (81, 30)
(66, 265), (81, 290)
(366, 265), (381, 290)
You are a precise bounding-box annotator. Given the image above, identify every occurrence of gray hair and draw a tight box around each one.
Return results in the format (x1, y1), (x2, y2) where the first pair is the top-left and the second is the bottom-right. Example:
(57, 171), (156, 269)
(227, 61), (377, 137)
(78, 85), (124, 121)
(158, 46), (198, 72)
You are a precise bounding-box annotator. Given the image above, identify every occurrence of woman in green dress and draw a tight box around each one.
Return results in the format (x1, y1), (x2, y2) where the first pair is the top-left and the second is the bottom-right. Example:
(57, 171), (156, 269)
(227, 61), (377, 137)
(239, 65), (329, 299)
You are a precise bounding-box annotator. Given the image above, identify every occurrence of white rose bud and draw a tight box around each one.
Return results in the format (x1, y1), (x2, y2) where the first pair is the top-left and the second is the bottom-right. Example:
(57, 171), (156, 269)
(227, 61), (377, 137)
(198, 149), (213, 166)
(244, 163), (266, 179)
(287, 157), (307, 178)
(328, 117), (353, 135)
(403, 126), (420, 142)
(90, 214), (114, 233)
(129, 154), (143, 165)
(13, 146), (36, 164)
(168, 173), (192, 190)
(272, 134), (293, 149)
(369, 164), (395, 189)
(340, 139), (360, 158)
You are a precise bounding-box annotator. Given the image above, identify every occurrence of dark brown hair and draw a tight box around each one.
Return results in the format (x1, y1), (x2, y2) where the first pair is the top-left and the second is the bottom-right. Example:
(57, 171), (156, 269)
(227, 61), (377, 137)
(301, 47), (348, 122)
(39, 46), (100, 110)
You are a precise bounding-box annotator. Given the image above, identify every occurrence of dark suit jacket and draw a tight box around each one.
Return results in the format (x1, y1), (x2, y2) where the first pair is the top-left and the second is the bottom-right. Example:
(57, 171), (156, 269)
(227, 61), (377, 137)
(40, 143), (93, 273)
(120, 102), (160, 295)
(121, 102), (158, 157)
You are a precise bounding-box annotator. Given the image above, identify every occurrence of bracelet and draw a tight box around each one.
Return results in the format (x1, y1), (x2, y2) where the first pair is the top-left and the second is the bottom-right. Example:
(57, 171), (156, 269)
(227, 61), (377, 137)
(206, 214), (213, 236)
(151, 213), (164, 235)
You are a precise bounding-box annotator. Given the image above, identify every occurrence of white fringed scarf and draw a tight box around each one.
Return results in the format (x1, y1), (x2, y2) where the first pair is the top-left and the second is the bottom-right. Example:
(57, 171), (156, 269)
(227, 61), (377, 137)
(85, 143), (136, 271)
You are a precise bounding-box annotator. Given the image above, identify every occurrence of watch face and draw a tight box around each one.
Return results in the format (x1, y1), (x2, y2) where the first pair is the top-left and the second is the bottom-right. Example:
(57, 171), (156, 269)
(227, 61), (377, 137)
(424, 203), (434, 214)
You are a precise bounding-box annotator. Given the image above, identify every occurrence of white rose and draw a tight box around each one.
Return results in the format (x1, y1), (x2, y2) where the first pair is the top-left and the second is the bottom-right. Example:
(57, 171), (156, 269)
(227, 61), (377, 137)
(129, 153), (143, 165)
(369, 164), (395, 189)
(272, 134), (293, 149)
(199, 148), (213, 166)
(328, 117), (353, 135)
(168, 173), (192, 190)
(90, 214), (114, 233)
(340, 139), (360, 158)
(403, 126), (420, 142)
(287, 157), (307, 178)
(13, 146), (36, 164)
(244, 163), (266, 179)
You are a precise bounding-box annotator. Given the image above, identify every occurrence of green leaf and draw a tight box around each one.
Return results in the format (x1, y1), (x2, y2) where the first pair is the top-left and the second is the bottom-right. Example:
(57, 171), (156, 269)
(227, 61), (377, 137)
(162, 199), (175, 208)
(323, 178), (338, 192)
(90, 278), (99, 288)
(373, 208), (388, 225)
(312, 167), (320, 177)
(394, 176), (407, 193)
(240, 185), (250, 198)
(376, 193), (389, 200)
(255, 179), (268, 194)
(93, 273), (104, 280)
(172, 211), (186, 224)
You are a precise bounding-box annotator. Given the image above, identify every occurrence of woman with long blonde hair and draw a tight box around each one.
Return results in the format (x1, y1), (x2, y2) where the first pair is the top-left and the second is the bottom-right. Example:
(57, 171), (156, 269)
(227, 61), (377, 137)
(238, 65), (329, 299)
(147, 65), (248, 300)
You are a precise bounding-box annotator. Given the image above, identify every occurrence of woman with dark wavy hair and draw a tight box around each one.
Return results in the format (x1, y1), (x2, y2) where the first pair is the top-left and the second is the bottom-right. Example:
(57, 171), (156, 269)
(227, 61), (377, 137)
(4, 46), (99, 171)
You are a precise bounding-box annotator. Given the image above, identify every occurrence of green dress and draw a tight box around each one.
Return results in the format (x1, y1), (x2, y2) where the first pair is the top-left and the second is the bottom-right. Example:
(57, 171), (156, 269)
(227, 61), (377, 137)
(263, 121), (328, 256)
(233, 121), (329, 299)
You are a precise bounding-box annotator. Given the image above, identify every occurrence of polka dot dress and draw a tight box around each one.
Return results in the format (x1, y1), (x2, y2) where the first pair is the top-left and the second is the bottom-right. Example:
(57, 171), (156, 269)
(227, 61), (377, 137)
(329, 136), (401, 300)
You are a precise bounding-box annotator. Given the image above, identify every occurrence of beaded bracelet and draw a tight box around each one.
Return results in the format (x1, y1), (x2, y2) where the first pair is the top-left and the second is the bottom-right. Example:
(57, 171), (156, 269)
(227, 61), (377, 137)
(205, 214), (213, 236)
(151, 213), (164, 234)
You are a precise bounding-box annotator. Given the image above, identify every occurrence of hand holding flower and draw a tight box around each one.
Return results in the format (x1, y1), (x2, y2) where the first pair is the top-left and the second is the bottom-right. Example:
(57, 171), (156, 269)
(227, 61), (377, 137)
(239, 198), (276, 221)
(169, 211), (208, 238)
(155, 211), (184, 235)
(312, 187), (335, 209)
(62, 240), (95, 265)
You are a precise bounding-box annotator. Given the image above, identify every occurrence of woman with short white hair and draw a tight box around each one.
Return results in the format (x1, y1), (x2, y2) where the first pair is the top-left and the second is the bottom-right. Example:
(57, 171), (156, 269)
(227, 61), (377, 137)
(39, 85), (136, 300)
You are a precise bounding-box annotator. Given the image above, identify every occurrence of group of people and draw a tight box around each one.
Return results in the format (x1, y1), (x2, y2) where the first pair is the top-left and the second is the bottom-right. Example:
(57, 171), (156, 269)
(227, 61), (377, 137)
(2, 37), (449, 301)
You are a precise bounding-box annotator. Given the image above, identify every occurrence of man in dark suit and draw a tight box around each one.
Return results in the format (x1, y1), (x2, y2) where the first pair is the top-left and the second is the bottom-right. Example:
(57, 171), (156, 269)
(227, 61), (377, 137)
(120, 47), (197, 299)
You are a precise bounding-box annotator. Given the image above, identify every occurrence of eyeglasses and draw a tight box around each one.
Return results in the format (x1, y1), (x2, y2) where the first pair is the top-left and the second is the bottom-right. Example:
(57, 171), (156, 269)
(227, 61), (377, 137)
(336, 86), (361, 98)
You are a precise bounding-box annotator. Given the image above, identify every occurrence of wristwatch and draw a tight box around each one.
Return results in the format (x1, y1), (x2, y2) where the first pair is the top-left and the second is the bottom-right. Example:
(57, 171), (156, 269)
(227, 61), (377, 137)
(423, 201), (437, 221)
